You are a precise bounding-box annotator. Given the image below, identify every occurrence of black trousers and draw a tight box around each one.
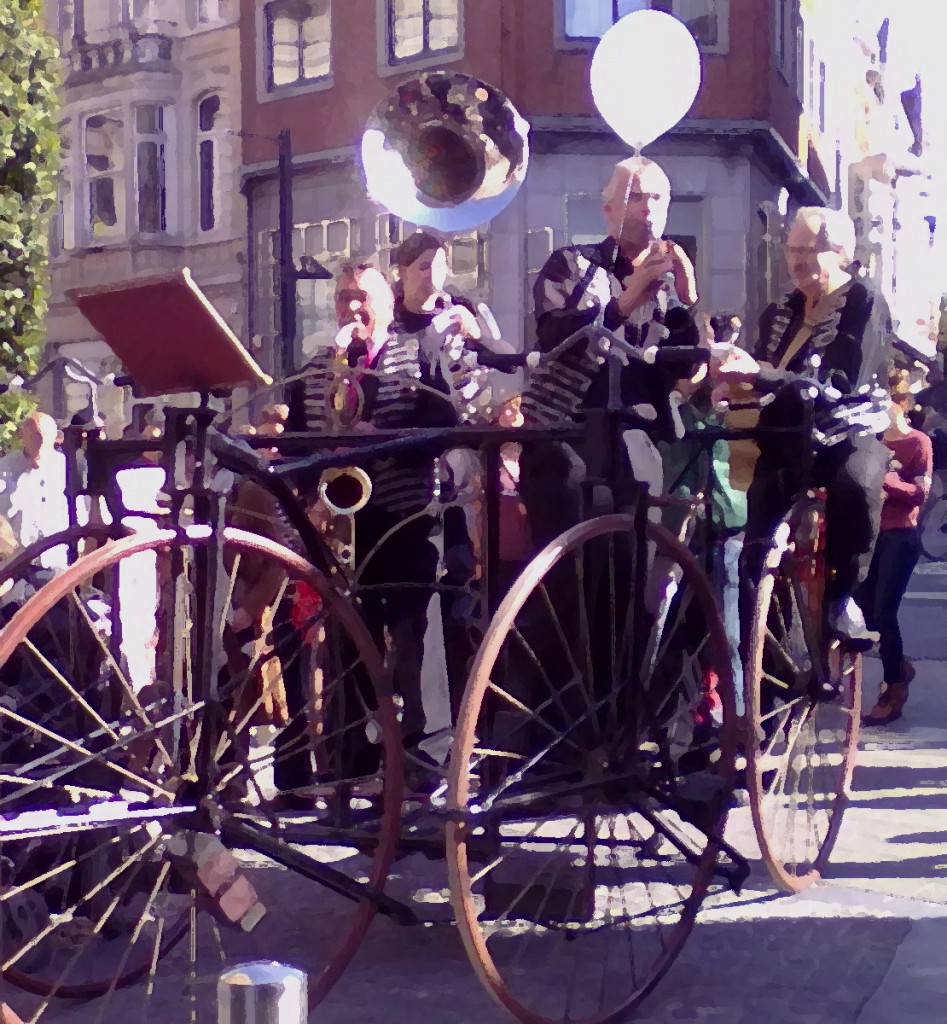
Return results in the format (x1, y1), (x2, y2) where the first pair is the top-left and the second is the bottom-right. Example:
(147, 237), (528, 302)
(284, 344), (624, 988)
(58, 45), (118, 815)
(355, 506), (438, 740)
(857, 527), (920, 684)
(741, 434), (888, 618)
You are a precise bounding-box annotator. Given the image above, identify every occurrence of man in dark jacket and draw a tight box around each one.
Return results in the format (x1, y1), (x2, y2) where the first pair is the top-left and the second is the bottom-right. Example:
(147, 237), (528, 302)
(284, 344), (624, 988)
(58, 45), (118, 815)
(716, 206), (893, 647)
(521, 156), (700, 547)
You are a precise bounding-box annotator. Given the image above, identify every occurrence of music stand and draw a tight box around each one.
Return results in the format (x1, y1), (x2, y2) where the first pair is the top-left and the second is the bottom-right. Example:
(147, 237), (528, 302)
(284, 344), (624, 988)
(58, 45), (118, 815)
(67, 268), (272, 398)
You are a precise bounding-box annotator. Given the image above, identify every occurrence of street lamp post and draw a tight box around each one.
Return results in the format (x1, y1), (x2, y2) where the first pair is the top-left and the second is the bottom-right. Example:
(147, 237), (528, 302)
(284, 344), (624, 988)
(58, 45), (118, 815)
(275, 128), (332, 387)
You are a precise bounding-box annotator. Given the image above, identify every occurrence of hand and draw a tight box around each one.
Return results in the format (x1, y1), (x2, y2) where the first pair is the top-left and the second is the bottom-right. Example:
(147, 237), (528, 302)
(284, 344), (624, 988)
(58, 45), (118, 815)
(230, 607), (254, 632)
(713, 346), (760, 383)
(710, 382), (733, 409)
(334, 322), (362, 351)
(434, 305), (482, 341)
(616, 245), (675, 318)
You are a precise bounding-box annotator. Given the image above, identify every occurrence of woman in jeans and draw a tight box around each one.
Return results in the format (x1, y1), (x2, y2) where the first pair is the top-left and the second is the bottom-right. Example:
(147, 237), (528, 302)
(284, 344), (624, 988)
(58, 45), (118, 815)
(859, 369), (933, 726)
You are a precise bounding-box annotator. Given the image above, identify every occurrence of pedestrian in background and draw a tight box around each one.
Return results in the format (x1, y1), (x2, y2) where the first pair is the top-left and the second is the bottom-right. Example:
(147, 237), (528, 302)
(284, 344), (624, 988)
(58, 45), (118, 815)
(859, 368), (933, 726)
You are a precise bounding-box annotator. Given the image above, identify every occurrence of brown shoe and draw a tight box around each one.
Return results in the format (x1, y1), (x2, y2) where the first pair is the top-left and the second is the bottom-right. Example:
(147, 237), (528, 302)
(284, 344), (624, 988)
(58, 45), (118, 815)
(901, 659), (916, 686)
(862, 681), (908, 726)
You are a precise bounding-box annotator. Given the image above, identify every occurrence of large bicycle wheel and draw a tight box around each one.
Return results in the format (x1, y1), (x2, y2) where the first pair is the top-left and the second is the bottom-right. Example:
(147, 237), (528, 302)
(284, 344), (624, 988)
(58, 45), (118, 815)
(0, 526), (401, 1022)
(446, 514), (741, 1024)
(744, 498), (861, 892)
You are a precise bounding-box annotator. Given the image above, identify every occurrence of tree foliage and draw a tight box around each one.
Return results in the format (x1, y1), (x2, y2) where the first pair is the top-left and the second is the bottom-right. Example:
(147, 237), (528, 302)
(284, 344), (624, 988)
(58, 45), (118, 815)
(0, 0), (60, 443)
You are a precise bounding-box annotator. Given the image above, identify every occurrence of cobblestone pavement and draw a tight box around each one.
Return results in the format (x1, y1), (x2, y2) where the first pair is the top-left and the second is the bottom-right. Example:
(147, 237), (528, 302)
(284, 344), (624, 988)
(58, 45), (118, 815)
(1, 575), (945, 1024)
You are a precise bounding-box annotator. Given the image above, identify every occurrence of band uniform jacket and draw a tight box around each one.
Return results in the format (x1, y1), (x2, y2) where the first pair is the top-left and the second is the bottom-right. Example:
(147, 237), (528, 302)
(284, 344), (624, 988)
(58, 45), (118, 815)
(528, 236), (699, 443)
(752, 278), (894, 462)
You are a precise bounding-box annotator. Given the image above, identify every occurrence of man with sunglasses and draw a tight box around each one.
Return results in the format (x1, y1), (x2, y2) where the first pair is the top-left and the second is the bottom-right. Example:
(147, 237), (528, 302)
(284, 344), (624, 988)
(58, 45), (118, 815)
(715, 206), (893, 651)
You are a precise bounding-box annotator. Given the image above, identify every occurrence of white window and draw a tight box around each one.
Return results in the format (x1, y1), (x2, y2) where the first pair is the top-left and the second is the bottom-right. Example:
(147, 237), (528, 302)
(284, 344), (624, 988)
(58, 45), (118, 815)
(819, 60), (826, 135)
(448, 230), (486, 291)
(51, 123), (73, 256)
(566, 193), (604, 245)
(775, 0), (801, 86)
(388, 0), (460, 64)
(197, 95), (220, 232)
(84, 111), (125, 241)
(297, 217), (355, 354)
(563, 1), (726, 51)
(127, 0), (159, 26)
(376, 212), (405, 273)
(563, 0), (643, 39)
(264, 0), (331, 91)
(57, 0), (75, 43)
(666, 0), (724, 50)
(84, 0), (115, 35)
(198, 0), (222, 21)
(134, 104), (167, 234)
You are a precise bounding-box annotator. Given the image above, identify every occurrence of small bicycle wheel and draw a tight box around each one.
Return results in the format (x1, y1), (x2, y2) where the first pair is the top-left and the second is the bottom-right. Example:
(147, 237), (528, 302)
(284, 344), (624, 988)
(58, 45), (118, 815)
(447, 514), (739, 1024)
(744, 498), (861, 892)
(0, 526), (401, 1021)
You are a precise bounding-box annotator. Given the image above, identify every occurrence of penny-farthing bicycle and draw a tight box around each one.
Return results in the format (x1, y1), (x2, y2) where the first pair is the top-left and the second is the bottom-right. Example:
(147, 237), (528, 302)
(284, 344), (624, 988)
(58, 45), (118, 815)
(0, 271), (750, 1024)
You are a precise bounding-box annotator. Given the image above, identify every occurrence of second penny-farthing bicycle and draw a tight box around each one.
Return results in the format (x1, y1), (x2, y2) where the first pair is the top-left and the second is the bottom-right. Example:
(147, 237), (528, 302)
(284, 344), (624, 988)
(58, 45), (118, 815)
(659, 390), (863, 893)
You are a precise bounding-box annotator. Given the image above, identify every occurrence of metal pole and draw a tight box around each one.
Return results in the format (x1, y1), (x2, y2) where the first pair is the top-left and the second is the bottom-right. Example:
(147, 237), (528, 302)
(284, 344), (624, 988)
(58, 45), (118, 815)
(277, 128), (297, 386)
(218, 961), (307, 1024)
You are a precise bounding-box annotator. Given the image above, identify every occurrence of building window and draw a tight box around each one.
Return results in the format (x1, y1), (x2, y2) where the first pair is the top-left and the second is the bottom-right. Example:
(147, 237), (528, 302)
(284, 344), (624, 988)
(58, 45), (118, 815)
(264, 0), (331, 91)
(197, 95), (220, 232)
(794, 16), (805, 104)
(57, 0), (74, 43)
(819, 61), (826, 135)
(376, 213), (406, 273)
(135, 104), (167, 234)
(84, 112), (125, 241)
(564, 1), (725, 50)
(388, 0), (460, 64)
(774, 0), (794, 75)
(448, 231), (486, 291)
(563, 0), (644, 39)
(198, 0), (222, 21)
(296, 217), (356, 354)
(654, 0), (722, 49)
(566, 193), (605, 245)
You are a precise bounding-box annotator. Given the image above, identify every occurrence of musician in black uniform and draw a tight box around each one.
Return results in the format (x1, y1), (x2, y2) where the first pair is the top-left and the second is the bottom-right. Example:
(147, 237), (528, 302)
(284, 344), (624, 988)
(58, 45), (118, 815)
(389, 231), (508, 722)
(335, 263), (457, 759)
(522, 155), (700, 546)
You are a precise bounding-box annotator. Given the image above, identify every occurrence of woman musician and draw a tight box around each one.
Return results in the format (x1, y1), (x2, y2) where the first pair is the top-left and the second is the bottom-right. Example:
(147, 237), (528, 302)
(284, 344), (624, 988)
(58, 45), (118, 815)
(390, 231), (522, 723)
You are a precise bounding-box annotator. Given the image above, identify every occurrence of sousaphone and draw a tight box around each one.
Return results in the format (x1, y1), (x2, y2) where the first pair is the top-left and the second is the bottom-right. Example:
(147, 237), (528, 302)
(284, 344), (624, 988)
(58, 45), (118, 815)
(360, 69), (530, 233)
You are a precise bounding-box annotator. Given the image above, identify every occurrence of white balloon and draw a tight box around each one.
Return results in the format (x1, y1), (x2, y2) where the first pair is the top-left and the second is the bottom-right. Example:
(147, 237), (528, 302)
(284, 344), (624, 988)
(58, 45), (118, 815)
(590, 10), (702, 151)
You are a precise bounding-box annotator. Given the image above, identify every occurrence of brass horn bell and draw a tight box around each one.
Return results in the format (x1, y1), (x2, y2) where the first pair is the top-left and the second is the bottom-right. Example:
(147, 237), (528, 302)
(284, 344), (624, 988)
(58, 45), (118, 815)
(318, 466), (372, 516)
(360, 70), (530, 232)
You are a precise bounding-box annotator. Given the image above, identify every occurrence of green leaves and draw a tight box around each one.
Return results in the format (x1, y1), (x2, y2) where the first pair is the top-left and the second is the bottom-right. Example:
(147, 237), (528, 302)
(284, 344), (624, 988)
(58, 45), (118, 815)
(0, 0), (60, 434)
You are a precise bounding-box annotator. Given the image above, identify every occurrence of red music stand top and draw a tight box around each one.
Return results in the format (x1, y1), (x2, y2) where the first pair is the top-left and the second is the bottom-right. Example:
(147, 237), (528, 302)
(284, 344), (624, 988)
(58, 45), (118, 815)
(67, 268), (272, 398)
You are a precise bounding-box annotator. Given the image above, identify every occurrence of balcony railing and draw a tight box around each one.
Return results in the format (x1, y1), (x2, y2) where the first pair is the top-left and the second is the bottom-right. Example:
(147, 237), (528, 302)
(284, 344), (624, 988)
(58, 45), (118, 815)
(67, 29), (173, 83)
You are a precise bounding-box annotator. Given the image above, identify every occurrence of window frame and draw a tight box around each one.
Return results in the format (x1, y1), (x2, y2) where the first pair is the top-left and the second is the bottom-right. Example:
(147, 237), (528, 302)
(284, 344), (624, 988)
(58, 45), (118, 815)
(556, 0), (729, 55)
(83, 109), (126, 244)
(133, 102), (168, 235)
(258, 0), (333, 100)
(377, 0), (463, 76)
(196, 94), (221, 233)
(197, 0), (223, 23)
(259, 0), (331, 96)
